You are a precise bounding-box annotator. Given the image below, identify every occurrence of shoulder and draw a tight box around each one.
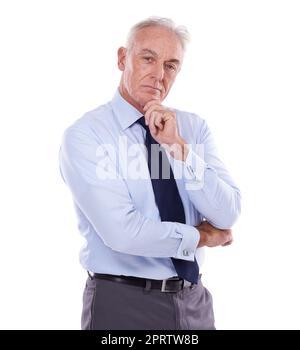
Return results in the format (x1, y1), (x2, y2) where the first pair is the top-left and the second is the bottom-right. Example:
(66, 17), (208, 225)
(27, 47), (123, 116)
(61, 102), (114, 146)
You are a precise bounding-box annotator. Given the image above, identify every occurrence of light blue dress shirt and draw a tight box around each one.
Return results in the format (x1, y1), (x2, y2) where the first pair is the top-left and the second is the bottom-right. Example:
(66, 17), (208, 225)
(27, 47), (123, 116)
(59, 89), (241, 279)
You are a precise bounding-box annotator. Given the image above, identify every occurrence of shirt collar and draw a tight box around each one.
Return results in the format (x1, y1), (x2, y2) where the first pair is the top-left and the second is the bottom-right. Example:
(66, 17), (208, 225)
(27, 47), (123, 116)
(110, 89), (143, 131)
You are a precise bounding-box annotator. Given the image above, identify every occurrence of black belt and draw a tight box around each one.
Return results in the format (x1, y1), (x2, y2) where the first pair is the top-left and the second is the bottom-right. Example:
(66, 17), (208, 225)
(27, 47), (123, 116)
(89, 273), (197, 293)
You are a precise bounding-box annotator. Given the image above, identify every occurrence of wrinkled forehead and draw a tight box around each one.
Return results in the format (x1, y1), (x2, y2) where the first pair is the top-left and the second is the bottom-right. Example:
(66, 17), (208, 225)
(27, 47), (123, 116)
(130, 26), (184, 61)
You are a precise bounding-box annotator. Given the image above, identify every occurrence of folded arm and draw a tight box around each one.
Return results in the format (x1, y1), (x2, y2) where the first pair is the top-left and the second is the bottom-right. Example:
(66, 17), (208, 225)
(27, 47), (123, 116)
(59, 127), (201, 261)
(171, 117), (241, 229)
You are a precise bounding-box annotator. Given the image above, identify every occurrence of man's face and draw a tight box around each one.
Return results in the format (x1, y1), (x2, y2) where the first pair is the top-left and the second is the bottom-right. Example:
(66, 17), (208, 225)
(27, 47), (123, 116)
(118, 26), (184, 112)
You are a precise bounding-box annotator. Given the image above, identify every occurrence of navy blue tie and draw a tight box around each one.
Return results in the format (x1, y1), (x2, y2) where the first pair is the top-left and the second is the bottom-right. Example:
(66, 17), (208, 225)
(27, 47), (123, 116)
(136, 117), (199, 284)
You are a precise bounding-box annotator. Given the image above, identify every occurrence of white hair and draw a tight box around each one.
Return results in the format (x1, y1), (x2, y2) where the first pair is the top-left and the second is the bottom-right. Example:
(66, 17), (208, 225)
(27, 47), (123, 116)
(126, 16), (190, 52)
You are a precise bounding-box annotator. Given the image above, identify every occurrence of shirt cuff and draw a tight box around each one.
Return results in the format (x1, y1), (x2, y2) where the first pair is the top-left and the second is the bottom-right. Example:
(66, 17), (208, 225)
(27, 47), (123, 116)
(171, 146), (209, 190)
(171, 223), (200, 261)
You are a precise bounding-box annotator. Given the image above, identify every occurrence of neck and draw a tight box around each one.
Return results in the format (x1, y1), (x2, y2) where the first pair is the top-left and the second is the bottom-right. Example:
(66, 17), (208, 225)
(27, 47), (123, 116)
(118, 86), (144, 114)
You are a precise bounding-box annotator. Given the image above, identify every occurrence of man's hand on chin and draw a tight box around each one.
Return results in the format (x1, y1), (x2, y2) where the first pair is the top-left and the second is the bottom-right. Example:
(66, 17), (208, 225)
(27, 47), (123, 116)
(143, 100), (189, 161)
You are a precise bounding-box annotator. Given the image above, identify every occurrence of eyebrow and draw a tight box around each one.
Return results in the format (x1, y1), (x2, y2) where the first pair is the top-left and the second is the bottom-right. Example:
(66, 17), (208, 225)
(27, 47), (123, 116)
(138, 48), (181, 65)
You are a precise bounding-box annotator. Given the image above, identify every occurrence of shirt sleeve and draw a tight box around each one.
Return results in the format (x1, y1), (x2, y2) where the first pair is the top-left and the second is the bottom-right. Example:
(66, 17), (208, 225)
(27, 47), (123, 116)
(59, 126), (199, 261)
(171, 117), (241, 229)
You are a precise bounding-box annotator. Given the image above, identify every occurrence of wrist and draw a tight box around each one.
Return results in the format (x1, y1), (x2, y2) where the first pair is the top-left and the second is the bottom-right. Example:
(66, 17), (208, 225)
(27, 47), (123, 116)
(196, 226), (207, 247)
(166, 138), (189, 161)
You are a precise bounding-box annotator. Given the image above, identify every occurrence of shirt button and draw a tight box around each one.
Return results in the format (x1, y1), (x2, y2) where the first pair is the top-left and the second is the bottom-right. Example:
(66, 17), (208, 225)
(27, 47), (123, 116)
(183, 249), (189, 256)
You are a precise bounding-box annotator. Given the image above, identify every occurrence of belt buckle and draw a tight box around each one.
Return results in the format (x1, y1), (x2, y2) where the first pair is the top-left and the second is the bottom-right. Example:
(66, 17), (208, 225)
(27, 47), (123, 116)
(183, 280), (193, 288)
(161, 278), (183, 293)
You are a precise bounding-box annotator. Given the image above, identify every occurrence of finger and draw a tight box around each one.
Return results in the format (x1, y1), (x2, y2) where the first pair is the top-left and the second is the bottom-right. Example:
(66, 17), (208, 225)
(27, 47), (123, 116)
(144, 105), (157, 125)
(144, 105), (165, 125)
(148, 111), (159, 135)
(225, 232), (233, 242)
(222, 239), (233, 246)
(222, 233), (233, 245)
(143, 100), (162, 112)
(144, 103), (162, 120)
(161, 112), (173, 124)
(154, 115), (164, 130)
(221, 229), (232, 238)
(150, 111), (165, 135)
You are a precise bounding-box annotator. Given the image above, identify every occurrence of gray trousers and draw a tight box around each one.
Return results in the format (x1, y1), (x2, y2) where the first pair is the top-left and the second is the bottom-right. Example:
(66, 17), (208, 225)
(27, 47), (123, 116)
(81, 275), (215, 330)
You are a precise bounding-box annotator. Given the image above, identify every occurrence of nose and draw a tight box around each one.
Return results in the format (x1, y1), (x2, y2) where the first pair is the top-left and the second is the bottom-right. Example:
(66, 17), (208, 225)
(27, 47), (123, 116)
(151, 63), (165, 82)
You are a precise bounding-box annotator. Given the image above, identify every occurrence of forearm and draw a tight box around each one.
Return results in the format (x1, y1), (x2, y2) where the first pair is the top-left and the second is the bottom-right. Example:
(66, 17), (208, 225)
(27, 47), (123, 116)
(187, 165), (241, 229)
(170, 147), (241, 229)
(73, 184), (199, 260)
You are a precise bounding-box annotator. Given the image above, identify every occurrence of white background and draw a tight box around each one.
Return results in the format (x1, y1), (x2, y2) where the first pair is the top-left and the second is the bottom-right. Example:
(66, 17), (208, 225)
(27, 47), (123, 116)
(0, 0), (299, 329)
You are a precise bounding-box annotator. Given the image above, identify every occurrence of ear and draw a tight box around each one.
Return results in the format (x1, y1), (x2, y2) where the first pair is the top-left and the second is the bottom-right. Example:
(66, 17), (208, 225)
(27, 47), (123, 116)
(117, 47), (127, 71)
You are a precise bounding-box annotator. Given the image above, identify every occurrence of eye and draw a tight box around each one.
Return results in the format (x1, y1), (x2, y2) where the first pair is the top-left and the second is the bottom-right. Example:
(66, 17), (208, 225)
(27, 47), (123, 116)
(143, 56), (153, 63)
(166, 64), (176, 71)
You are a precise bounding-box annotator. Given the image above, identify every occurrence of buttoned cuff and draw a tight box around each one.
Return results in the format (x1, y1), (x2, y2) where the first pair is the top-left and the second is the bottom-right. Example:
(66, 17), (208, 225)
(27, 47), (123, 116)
(171, 223), (200, 261)
(171, 146), (210, 190)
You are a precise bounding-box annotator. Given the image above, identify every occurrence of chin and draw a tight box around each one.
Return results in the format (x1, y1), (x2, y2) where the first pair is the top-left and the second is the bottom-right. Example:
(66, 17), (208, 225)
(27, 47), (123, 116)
(135, 93), (151, 104)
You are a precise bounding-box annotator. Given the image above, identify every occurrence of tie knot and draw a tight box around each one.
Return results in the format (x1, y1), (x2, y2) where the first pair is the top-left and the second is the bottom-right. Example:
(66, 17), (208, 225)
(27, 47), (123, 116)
(136, 116), (148, 130)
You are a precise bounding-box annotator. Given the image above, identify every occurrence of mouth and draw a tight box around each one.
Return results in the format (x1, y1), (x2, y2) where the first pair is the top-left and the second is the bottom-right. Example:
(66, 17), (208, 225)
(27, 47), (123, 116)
(141, 85), (162, 93)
